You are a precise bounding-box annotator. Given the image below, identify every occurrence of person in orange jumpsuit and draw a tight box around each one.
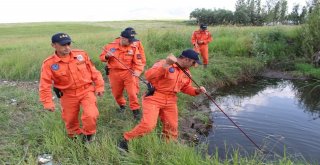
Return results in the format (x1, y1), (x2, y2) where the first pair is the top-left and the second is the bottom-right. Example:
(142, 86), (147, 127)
(191, 24), (213, 68)
(39, 32), (105, 143)
(118, 49), (207, 152)
(124, 27), (146, 95)
(99, 30), (144, 119)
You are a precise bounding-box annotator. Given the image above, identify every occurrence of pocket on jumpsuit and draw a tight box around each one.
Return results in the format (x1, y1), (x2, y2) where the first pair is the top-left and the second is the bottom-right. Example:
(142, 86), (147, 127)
(53, 71), (70, 84)
(77, 64), (92, 83)
(123, 55), (133, 66)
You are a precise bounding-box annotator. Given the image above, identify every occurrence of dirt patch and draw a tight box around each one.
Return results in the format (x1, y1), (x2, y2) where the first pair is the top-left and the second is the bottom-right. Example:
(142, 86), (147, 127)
(0, 79), (39, 92)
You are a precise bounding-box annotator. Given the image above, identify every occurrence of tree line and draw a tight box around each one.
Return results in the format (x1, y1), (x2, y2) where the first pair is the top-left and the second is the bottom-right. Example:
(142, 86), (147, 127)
(190, 0), (319, 25)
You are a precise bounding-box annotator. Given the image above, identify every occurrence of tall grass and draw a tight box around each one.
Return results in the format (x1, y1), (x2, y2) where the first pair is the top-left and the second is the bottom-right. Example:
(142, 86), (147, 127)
(0, 21), (315, 80)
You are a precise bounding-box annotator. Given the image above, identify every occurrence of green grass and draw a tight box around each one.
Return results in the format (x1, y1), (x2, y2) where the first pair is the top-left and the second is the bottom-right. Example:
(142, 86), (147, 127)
(295, 63), (320, 79)
(0, 21), (317, 80)
(0, 20), (315, 164)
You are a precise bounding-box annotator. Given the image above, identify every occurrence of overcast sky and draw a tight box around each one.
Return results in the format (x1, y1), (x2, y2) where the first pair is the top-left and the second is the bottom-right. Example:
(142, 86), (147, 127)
(0, 0), (307, 23)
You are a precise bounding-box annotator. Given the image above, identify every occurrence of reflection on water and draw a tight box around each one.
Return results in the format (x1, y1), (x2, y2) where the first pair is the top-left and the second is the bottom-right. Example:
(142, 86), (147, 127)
(207, 78), (320, 164)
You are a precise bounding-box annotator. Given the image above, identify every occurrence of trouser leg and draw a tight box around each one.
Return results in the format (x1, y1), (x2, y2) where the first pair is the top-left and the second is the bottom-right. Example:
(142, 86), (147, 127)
(124, 71), (140, 110)
(159, 104), (178, 141)
(108, 71), (126, 106)
(124, 99), (160, 140)
(200, 45), (209, 65)
(60, 95), (82, 137)
(80, 91), (99, 135)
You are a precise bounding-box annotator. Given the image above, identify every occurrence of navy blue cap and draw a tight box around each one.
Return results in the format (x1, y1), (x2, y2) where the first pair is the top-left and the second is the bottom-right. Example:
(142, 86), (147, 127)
(121, 30), (137, 43)
(181, 49), (202, 64)
(200, 24), (207, 29)
(51, 33), (72, 45)
(124, 27), (137, 35)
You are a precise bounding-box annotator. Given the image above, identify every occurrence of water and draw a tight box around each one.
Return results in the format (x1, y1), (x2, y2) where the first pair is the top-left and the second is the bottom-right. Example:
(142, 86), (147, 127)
(207, 78), (320, 164)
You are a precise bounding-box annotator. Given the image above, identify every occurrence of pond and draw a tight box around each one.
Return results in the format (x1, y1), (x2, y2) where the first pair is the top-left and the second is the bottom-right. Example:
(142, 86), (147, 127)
(207, 78), (320, 164)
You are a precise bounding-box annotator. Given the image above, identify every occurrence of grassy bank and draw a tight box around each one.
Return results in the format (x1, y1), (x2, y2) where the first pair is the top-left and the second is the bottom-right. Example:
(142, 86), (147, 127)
(0, 21), (314, 164)
(1, 81), (302, 164)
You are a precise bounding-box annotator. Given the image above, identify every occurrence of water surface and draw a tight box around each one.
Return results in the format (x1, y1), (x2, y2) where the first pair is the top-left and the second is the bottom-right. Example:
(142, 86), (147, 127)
(207, 79), (320, 163)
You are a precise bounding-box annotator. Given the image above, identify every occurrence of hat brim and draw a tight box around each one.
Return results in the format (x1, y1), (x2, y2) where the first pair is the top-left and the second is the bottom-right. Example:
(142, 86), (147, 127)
(129, 38), (138, 43)
(195, 60), (202, 65)
(57, 39), (72, 45)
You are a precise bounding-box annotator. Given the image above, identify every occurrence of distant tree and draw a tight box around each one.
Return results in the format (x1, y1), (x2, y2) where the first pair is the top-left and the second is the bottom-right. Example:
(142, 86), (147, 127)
(305, 0), (319, 15)
(254, 0), (266, 25)
(189, 8), (234, 25)
(273, 1), (281, 24)
(234, 0), (250, 25)
(299, 6), (308, 24)
(189, 0), (310, 26)
(300, 1), (320, 59)
(190, 8), (210, 24)
(215, 9), (234, 24)
(288, 4), (300, 24)
(248, 0), (255, 25)
(280, 0), (288, 23)
(265, 0), (277, 24)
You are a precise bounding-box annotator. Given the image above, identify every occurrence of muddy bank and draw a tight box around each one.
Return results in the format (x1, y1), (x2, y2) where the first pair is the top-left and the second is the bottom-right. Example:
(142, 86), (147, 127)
(259, 69), (309, 80)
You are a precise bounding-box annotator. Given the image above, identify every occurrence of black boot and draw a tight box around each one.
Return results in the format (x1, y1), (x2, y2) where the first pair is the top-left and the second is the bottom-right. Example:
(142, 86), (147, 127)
(83, 134), (95, 144)
(203, 64), (207, 69)
(118, 138), (128, 152)
(118, 105), (126, 113)
(132, 109), (141, 121)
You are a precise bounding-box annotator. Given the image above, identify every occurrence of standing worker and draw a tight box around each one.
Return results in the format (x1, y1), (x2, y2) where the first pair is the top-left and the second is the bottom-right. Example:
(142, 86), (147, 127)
(99, 30), (144, 120)
(124, 27), (146, 95)
(191, 24), (213, 68)
(118, 49), (207, 152)
(39, 32), (105, 143)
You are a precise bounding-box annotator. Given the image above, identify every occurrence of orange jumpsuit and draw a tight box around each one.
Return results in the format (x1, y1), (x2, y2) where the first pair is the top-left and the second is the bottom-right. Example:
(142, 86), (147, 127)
(100, 39), (144, 110)
(191, 29), (213, 65)
(124, 60), (200, 141)
(39, 49), (105, 137)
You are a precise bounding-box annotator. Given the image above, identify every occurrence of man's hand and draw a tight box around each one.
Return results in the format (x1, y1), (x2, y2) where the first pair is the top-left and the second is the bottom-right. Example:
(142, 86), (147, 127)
(105, 51), (114, 59)
(44, 103), (55, 112)
(197, 40), (204, 44)
(164, 54), (177, 66)
(96, 91), (104, 97)
(44, 107), (55, 112)
(132, 71), (141, 77)
(196, 86), (207, 94)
